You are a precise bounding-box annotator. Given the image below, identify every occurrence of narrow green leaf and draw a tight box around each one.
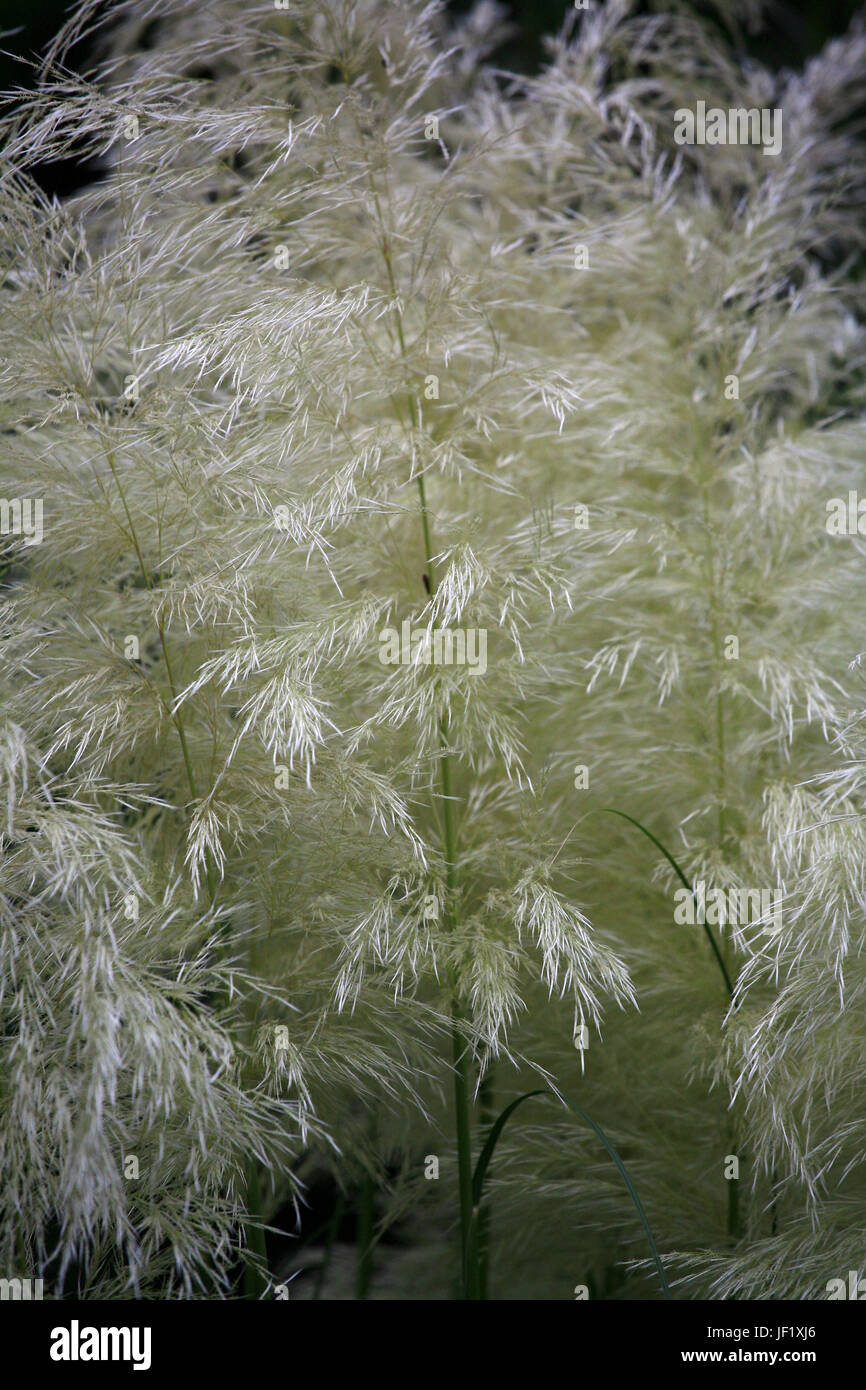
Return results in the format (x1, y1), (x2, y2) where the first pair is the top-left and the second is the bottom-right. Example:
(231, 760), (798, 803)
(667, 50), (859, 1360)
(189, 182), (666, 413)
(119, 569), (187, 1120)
(469, 1088), (672, 1300)
(559, 1094), (672, 1301)
(472, 1090), (547, 1207)
(604, 807), (734, 998)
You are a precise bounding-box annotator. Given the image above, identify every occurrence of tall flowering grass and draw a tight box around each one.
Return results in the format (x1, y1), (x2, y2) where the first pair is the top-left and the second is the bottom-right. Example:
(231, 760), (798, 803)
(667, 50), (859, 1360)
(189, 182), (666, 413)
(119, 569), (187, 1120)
(1, 0), (865, 1299)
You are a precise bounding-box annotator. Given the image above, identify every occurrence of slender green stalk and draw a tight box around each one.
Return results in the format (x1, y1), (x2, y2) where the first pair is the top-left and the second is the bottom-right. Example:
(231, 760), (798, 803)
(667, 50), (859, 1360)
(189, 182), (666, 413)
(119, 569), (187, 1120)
(727, 1168), (740, 1242)
(105, 448), (217, 902)
(15, 1225), (31, 1279)
(375, 228), (478, 1299)
(439, 726), (477, 1298)
(477, 1068), (495, 1299)
(699, 468), (745, 1243)
(355, 1171), (375, 1299)
(242, 1161), (269, 1298)
(313, 1191), (345, 1301)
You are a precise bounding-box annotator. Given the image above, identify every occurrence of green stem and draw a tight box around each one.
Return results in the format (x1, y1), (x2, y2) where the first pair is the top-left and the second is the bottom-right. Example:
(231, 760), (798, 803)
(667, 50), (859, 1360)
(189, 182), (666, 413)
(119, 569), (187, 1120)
(242, 1161), (268, 1298)
(375, 227), (477, 1299)
(105, 450), (217, 902)
(313, 1190), (345, 1300)
(727, 1166), (740, 1242)
(477, 1068), (494, 1299)
(438, 728), (475, 1295)
(452, 1012), (477, 1297)
(15, 1224), (31, 1279)
(355, 1171), (375, 1300)
(700, 486), (744, 1242)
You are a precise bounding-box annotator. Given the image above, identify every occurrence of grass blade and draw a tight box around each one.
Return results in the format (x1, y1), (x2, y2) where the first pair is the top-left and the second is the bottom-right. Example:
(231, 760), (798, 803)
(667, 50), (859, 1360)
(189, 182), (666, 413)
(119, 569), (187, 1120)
(472, 1090), (548, 1207)
(559, 1094), (672, 1301)
(604, 808), (734, 998)
(469, 1088), (672, 1300)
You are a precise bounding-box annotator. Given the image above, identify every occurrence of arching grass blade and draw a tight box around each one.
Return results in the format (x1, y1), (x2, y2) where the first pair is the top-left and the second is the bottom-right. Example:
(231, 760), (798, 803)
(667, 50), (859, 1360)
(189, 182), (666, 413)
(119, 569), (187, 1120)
(469, 1088), (672, 1300)
(603, 808), (734, 998)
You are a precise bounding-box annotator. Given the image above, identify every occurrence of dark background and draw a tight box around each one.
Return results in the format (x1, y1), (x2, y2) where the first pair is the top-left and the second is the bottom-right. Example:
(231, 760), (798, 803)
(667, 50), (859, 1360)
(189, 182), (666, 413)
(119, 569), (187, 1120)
(1, 0), (861, 99)
(2, 0), (862, 198)
(1, 0), (863, 78)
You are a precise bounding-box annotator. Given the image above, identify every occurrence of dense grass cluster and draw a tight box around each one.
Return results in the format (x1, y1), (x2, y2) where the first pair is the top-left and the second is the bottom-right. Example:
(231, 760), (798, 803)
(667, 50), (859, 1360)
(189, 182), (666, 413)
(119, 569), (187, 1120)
(1, 0), (865, 1299)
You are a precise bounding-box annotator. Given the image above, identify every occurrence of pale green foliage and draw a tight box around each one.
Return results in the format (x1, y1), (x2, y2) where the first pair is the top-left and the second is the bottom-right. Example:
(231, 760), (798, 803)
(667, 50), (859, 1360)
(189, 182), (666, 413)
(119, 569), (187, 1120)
(1, 0), (865, 1299)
